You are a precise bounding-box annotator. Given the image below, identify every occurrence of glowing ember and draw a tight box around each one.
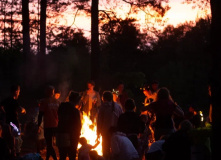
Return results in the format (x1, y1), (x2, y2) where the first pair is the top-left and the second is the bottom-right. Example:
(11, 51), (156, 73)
(78, 112), (103, 155)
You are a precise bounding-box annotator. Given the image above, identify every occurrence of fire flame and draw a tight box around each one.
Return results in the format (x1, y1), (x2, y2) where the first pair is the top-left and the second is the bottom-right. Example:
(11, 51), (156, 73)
(78, 112), (103, 155)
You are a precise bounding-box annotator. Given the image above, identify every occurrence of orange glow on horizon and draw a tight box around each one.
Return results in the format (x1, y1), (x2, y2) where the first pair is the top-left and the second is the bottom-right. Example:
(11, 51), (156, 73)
(50, 0), (210, 38)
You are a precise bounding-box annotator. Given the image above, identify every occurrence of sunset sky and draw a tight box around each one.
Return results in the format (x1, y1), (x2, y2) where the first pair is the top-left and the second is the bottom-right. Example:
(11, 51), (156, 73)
(54, 0), (210, 38)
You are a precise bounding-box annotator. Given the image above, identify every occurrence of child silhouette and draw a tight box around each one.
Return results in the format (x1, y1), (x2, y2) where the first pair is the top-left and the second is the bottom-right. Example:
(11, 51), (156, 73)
(78, 137), (100, 160)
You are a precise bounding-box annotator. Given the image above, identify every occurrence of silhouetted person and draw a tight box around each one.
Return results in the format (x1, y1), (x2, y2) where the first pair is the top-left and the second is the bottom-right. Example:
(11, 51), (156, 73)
(56, 91), (82, 160)
(114, 81), (128, 112)
(0, 85), (26, 130)
(0, 123), (10, 160)
(141, 87), (184, 141)
(110, 128), (140, 160)
(145, 134), (169, 160)
(185, 106), (198, 121)
(162, 119), (193, 160)
(0, 120), (14, 159)
(97, 91), (123, 160)
(117, 98), (145, 151)
(78, 137), (100, 160)
(89, 150), (105, 160)
(0, 84), (26, 157)
(38, 85), (60, 160)
(80, 80), (101, 122)
(189, 113), (212, 160)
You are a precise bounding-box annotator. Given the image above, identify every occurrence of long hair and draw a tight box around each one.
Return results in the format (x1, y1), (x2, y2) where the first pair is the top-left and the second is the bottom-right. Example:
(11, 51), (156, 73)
(156, 87), (173, 101)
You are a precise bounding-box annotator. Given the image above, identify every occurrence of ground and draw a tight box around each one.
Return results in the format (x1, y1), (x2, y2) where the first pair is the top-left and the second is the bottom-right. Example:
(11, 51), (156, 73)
(20, 134), (61, 160)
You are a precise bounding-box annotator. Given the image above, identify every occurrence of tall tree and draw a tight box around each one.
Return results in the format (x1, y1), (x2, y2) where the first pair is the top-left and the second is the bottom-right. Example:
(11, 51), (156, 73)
(210, 1), (221, 160)
(91, 0), (100, 81)
(40, 0), (47, 56)
(22, 0), (30, 59)
(36, 0), (47, 86)
(22, 0), (31, 89)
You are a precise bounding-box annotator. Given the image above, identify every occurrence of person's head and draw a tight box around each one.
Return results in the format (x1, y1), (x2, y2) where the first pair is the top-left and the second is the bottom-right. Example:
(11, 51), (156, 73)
(89, 150), (99, 160)
(125, 98), (136, 111)
(156, 87), (170, 101)
(102, 91), (113, 102)
(68, 91), (81, 105)
(178, 119), (193, 132)
(44, 85), (55, 98)
(10, 84), (20, 99)
(117, 81), (124, 93)
(191, 114), (202, 128)
(79, 137), (88, 146)
(188, 106), (197, 115)
(151, 80), (159, 91)
(87, 80), (95, 90)
(54, 89), (61, 100)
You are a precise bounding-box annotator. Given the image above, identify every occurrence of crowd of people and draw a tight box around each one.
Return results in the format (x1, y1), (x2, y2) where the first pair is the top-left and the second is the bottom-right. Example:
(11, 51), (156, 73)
(0, 80), (212, 160)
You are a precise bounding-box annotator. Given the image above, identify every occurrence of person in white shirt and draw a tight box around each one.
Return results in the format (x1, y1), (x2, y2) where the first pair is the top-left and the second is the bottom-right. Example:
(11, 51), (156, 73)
(111, 130), (140, 160)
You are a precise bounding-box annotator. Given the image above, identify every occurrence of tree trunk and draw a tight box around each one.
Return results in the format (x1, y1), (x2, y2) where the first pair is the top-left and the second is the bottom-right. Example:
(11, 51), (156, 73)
(91, 0), (100, 81)
(38, 0), (47, 86)
(22, 0), (31, 89)
(40, 0), (47, 56)
(10, 0), (14, 49)
(210, 1), (221, 160)
(22, 0), (30, 59)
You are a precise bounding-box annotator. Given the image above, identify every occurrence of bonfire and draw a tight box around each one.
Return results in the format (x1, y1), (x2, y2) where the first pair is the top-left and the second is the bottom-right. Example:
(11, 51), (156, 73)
(78, 112), (103, 155)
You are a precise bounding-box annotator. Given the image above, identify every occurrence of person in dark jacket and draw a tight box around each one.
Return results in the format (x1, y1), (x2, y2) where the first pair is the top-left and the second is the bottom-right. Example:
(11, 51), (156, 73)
(117, 98), (145, 151)
(56, 91), (82, 160)
(162, 119), (193, 160)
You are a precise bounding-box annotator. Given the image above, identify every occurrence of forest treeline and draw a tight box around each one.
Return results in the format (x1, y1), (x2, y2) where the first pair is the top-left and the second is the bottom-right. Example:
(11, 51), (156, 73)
(0, 16), (212, 115)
